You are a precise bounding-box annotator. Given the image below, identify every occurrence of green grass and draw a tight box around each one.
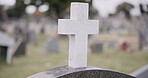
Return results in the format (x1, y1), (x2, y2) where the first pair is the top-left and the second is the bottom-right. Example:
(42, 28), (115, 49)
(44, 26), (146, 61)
(0, 34), (148, 78)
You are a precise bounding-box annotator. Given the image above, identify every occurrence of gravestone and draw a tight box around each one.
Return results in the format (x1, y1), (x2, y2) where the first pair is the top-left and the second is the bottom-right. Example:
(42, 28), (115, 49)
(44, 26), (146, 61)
(28, 23), (36, 43)
(0, 32), (14, 64)
(28, 30), (36, 43)
(27, 2), (135, 78)
(44, 37), (59, 53)
(28, 66), (135, 78)
(90, 42), (103, 52)
(13, 23), (27, 56)
(58, 2), (99, 68)
(13, 39), (26, 56)
(108, 41), (116, 48)
(131, 65), (148, 78)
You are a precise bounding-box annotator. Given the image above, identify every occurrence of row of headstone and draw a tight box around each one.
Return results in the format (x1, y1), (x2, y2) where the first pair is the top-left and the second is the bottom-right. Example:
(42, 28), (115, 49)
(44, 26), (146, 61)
(28, 2), (135, 78)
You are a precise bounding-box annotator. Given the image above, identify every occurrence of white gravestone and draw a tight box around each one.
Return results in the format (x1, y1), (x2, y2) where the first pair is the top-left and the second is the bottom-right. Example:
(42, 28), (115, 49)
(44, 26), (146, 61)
(58, 2), (99, 68)
(0, 32), (14, 64)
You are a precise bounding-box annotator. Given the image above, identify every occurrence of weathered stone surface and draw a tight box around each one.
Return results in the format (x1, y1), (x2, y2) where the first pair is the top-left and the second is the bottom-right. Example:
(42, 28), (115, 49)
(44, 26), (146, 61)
(58, 2), (99, 68)
(27, 66), (135, 78)
(131, 65), (148, 78)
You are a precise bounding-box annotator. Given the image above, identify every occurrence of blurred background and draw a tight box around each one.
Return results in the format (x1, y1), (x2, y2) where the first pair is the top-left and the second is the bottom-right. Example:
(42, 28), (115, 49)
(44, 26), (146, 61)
(0, 0), (148, 78)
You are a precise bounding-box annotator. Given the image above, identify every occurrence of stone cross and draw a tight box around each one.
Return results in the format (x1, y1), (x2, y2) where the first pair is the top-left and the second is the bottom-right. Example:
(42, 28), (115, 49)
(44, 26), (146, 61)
(58, 2), (99, 68)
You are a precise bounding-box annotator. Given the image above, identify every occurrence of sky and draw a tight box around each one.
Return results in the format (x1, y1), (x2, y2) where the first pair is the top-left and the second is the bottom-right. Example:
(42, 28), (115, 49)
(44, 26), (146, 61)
(0, 0), (148, 17)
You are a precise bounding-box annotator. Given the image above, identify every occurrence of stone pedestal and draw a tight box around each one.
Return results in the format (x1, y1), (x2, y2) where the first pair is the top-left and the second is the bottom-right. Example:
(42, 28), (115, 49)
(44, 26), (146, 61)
(27, 66), (135, 78)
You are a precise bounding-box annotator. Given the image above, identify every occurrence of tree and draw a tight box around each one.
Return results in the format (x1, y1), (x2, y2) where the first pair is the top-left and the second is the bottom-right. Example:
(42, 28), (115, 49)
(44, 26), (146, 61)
(116, 2), (134, 19)
(29, 0), (87, 19)
(6, 0), (94, 20)
(0, 5), (8, 31)
(89, 0), (99, 19)
(6, 0), (26, 18)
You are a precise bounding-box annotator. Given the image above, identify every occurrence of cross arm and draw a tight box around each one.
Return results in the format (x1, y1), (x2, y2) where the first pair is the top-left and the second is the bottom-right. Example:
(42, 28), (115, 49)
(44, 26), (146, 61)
(58, 19), (99, 35)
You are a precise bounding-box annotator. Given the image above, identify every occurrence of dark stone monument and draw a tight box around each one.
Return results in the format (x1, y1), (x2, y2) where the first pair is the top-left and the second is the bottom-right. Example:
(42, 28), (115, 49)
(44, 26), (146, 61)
(13, 22), (27, 56)
(0, 46), (7, 61)
(28, 66), (135, 78)
(13, 39), (26, 56)
(28, 30), (36, 43)
(90, 42), (103, 52)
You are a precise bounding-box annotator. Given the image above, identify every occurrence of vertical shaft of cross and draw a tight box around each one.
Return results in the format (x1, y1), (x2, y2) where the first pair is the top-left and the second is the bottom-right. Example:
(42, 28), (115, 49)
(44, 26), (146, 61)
(58, 2), (99, 68)
(68, 3), (89, 68)
(70, 3), (88, 20)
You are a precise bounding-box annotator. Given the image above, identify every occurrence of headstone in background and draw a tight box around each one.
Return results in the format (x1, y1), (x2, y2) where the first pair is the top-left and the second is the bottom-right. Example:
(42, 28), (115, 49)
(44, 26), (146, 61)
(108, 41), (116, 48)
(44, 37), (59, 53)
(131, 65), (148, 78)
(40, 23), (45, 34)
(13, 38), (26, 56)
(28, 30), (36, 43)
(13, 22), (27, 56)
(0, 32), (14, 64)
(90, 42), (103, 52)
(14, 22), (21, 41)
(0, 46), (7, 60)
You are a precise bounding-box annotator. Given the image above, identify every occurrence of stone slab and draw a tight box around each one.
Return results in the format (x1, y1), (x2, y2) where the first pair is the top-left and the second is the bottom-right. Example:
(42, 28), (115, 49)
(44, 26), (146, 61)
(27, 66), (135, 78)
(131, 65), (148, 78)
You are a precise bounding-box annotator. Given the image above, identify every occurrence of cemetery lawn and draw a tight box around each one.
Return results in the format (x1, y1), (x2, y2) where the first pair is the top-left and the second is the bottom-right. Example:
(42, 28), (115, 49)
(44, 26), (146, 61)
(0, 34), (148, 78)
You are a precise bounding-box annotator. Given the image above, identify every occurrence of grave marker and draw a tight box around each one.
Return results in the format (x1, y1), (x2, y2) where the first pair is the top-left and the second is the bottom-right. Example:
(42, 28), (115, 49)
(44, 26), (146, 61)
(27, 2), (135, 78)
(58, 2), (99, 68)
(0, 32), (14, 64)
(44, 37), (59, 53)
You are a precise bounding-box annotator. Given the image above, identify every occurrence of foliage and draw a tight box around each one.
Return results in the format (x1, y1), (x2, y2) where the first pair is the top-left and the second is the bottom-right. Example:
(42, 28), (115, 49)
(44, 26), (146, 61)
(139, 3), (148, 15)
(43, 0), (87, 19)
(6, 0), (87, 19)
(116, 2), (134, 19)
(6, 0), (26, 18)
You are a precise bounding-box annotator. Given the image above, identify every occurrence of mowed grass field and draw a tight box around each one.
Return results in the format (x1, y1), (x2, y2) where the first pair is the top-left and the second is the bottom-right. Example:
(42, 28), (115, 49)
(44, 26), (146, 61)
(0, 34), (148, 78)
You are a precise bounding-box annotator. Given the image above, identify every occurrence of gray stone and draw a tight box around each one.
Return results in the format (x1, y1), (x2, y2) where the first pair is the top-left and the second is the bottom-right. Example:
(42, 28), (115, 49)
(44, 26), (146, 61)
(28, 30), (36, 42)
(0, 32), (14, 64)
(13, 39), (26, 56)
(45, 37), (59, 53)
(131, 65), (148, 78)
(90, 42), (103, 52)
(27, 66), (135, 78)
(108, 41), (116, 48)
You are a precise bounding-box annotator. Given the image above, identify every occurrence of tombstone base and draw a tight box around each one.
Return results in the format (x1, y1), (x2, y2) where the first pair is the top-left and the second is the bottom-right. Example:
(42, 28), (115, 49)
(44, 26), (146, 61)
(27, 66), (135, 78)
